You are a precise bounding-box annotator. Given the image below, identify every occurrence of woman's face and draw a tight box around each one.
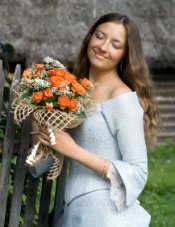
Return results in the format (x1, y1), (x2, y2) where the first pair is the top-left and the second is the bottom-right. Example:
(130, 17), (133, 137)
(87, 22), (127, 72)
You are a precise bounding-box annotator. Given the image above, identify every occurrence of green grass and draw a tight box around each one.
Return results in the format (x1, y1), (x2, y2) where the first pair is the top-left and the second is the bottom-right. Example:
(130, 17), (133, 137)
(139, 140), (175, 227)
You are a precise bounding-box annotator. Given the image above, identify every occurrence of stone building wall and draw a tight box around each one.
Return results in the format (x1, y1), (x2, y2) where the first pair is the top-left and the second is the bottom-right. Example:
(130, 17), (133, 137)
(0, 0), (175, 70)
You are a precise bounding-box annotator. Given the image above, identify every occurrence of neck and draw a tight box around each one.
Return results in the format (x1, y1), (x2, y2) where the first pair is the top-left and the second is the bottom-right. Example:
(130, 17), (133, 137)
(89, 66), (120, 85)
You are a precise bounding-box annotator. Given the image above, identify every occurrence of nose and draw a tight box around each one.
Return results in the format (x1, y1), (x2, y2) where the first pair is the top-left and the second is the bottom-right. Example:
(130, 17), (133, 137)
(99, 41), (109, 52)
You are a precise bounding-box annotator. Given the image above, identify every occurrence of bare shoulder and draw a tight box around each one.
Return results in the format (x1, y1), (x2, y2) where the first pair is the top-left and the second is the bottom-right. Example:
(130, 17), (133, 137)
(110, 85), (132, 98)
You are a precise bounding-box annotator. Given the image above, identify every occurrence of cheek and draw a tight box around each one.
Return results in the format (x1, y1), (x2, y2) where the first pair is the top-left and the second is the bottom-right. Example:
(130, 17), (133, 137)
(111, 49), (125, 62)
(88, 36), (94, 48)
(88, 35), (101, 48)
(87, 38), (96, 59)
(87, 39), (93, 55)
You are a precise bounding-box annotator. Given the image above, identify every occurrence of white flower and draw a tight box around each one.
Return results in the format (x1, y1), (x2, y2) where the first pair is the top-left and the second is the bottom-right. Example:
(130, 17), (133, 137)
(33, 78), (50, 90)
(43, 56), (66, 70)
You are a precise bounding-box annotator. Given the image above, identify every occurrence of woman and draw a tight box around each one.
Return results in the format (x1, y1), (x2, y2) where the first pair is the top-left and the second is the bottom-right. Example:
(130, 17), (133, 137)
(38, 13), (159, 226)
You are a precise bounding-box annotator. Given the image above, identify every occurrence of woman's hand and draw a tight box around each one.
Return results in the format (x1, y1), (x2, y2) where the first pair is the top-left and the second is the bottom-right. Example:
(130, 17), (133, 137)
(38, 128), (110, 179)
(38, 127), (78, 159)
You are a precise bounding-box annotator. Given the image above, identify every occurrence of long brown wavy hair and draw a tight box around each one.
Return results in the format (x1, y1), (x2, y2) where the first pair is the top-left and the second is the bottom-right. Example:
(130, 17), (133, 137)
(74, 13), (160, 149)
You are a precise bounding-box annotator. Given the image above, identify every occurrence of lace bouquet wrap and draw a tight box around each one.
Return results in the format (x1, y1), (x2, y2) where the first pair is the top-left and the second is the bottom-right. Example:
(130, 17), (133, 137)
(13, 57), (94, 180)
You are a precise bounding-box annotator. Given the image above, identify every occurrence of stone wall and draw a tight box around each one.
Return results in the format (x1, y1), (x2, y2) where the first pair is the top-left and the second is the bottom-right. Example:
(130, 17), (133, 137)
(0, 0), (175, 70)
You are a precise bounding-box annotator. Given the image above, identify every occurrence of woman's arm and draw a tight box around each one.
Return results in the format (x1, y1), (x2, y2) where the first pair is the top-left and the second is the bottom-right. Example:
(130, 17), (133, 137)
(38, 128), (110, 178)
(72, 143), (110, 179)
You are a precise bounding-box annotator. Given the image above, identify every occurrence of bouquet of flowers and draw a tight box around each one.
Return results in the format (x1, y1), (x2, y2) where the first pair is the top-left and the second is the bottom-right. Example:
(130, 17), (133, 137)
(13, 56), (93, 179)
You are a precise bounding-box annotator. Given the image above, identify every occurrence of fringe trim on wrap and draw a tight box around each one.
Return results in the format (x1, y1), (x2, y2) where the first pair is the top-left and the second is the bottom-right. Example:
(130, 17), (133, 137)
(14, 102), (85, 180)
(27, 143), (64, 180)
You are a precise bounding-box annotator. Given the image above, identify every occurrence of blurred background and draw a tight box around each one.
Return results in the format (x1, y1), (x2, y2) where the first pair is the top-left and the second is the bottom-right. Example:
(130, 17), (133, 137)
(0, 1), (175, 226)
(0, 0), (175, 143)
(0, 0), (174, 70)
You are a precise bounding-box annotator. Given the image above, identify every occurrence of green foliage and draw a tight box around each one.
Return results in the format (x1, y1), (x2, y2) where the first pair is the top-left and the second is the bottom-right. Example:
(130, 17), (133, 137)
(140, 140), (175, 227)
(0, 42), (15, 73)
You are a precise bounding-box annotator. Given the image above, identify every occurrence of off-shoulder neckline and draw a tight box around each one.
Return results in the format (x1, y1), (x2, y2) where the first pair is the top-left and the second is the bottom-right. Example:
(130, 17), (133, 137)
(95, 91), (137, 106)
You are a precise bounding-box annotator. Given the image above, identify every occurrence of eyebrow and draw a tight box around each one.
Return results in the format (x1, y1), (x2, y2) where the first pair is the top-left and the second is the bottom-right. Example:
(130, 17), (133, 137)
(96, 30), (123, 44)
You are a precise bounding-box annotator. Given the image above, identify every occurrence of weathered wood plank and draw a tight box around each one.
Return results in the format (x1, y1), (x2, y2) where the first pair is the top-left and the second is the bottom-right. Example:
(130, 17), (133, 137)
(0, 140), (20, 155)
(50, 158), (68, 227)
(0, 60), (5, 117)
(0, 64), (21, 227)
(0, 61), (69, 226)
(8, 118), (31, 227)
(24, 176), (39, 227)
(38, 175), (52, 227)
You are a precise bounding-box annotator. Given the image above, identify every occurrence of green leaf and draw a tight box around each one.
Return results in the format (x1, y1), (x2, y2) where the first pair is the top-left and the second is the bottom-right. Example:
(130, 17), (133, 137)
(3, 58), (10, 73)
(4, 43), (16, 57)
(3, 86), (10, 102)
(5, 75), (12, 86)
(0, 42), (7, 54)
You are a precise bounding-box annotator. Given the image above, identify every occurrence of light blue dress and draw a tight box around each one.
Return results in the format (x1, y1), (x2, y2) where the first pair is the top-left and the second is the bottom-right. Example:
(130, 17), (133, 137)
(58, 92), (151, 227)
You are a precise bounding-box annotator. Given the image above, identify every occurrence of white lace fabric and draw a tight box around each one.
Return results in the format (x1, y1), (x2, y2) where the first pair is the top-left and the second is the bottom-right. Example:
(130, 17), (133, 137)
(107, 162), (126, 212)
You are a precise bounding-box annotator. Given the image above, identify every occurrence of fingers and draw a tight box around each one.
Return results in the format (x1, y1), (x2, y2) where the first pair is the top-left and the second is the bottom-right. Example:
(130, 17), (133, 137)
(38, 126), (66, 146)
(37, 125), (50, 145)
(39, 126), (48, 134)
(39, 131), (50, 142)
(38, 135), (50, 146)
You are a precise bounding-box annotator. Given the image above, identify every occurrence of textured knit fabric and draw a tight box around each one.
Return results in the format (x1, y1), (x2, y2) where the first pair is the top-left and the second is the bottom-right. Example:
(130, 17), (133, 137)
(58, 91), (151, 227)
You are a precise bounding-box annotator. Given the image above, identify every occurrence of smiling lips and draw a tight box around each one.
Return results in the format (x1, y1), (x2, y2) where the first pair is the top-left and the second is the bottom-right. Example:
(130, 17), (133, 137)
(93, 49), (108, 59)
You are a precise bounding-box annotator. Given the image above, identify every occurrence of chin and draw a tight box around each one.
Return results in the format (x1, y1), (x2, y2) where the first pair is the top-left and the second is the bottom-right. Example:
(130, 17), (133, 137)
(89, 58), (109, 70)
(90, 62), (110, 71)
(89, 56), (105, 68)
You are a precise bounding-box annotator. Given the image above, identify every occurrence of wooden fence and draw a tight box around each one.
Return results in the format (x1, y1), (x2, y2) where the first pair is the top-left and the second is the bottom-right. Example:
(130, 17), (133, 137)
(0, 60), (67, 227)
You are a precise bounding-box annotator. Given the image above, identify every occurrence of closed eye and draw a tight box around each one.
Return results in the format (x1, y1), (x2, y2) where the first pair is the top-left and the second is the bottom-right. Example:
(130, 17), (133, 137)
(112, 43), (121, 49)
(95, 34), (104, 39)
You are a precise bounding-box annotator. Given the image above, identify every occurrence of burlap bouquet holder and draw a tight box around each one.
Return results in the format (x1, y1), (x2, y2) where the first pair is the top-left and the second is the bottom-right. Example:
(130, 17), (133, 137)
(14, 102), (85, 180)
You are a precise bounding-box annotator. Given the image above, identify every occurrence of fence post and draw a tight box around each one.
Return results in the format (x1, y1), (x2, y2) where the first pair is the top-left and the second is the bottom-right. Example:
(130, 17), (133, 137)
(0, 64), (21, 227)
(23, 176), (39, 227)
(38, 175), (52, 227)
(8, 117), (31, 227)
(50, 158), (68, 226)
(0, 60), (5, 118)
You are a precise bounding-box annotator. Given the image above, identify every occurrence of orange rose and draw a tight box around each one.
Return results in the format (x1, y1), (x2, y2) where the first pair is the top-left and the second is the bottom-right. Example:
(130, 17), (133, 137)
(49, 76), (66, 87)
(47, 68), (67, 77)
(69, 98), (78, 112)
(46, 102), (53, 111)
(71, 82), (86, 96)
(47, 68), (56, 77)
(80, 78), (92, 89)
(43, 88), (53, 98)
(58, 95), (70, 110)
(35, 64), (45, 70)
(62, 71), (77, 83)
(32, 91), (43, 103)
(22, 68), (33, 77)
(34, 71), (41, 78)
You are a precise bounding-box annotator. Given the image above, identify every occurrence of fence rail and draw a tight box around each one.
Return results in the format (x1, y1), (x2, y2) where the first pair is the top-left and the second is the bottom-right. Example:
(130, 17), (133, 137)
(0, 60), (67, 227)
